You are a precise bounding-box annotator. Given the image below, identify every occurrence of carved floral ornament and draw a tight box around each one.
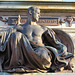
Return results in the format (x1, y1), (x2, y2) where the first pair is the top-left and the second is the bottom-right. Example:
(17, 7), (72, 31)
(0, 15), (74, 27)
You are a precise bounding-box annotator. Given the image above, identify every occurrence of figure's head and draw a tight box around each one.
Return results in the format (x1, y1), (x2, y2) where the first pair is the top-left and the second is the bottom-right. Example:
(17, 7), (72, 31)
(27, 7), (40, 22)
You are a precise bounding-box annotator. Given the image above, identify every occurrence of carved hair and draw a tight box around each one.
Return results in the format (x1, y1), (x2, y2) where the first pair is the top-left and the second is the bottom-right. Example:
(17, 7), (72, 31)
(27, 7), (40, 15)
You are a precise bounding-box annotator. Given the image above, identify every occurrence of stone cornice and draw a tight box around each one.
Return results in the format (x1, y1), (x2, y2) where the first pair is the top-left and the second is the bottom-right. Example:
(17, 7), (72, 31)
(0, 1), (75, 13)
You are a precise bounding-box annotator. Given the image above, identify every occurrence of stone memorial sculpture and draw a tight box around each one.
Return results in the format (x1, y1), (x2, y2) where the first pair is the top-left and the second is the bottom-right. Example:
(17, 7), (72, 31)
(0, 7), (74, 72)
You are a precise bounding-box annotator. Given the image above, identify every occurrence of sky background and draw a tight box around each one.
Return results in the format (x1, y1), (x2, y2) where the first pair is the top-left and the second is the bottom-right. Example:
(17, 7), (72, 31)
(64, 0), (75, 1)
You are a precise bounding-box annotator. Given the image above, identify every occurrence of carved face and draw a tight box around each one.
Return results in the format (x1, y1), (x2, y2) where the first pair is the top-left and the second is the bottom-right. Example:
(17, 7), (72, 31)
(32, 8), (40, 22)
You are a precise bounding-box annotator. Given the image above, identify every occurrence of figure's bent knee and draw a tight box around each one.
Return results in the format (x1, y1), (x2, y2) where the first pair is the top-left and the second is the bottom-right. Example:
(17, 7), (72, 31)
(35, 47), (51, 64)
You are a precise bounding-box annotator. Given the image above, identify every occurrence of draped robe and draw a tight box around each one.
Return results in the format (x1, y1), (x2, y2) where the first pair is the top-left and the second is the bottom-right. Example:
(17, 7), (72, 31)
(0, 27), (73, 72)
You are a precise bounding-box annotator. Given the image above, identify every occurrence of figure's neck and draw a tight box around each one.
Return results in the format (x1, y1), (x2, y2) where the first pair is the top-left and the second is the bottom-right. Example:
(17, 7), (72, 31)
(31, 21), (37, 25)
(26, 17), (37, 25)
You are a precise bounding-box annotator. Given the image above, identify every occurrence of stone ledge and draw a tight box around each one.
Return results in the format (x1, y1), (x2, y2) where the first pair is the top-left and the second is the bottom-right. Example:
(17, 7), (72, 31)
(0, 1), (75, 11)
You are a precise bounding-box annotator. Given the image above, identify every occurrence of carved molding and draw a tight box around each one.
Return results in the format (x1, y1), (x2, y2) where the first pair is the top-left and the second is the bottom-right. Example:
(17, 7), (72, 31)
(8, 16), (59, 26)
(0, 16), (75, 27)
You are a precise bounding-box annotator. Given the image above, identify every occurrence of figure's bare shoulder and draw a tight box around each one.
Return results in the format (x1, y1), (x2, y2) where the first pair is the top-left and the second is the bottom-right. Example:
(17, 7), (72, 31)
(40, 25), (48, 31)
(16, 24), (28, 30)
(16, 25), (23, 29)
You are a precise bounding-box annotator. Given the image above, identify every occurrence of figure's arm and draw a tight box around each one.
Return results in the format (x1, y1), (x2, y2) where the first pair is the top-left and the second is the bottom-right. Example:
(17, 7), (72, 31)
(15, 25), (23, 33)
